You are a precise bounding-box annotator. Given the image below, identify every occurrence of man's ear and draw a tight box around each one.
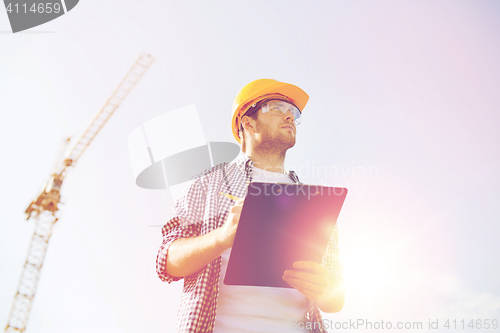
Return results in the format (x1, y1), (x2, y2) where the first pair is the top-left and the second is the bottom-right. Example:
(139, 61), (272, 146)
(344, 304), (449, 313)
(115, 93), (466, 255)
(241, 115), (256, 134)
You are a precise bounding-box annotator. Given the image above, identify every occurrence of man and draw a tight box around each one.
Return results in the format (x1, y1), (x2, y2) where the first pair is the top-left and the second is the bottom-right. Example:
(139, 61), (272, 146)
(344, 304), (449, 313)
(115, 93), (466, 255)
(156, 79), (345, 332)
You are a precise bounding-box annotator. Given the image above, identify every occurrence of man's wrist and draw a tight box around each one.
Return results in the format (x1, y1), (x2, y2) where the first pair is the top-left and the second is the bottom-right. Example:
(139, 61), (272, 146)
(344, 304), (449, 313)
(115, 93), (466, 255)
(317, 281), (345, 313)
(211, 227), (230, 252)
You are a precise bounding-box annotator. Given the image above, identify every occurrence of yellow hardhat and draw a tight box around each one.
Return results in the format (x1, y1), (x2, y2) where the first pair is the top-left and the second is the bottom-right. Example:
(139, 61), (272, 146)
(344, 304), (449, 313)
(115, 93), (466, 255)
(231, 79), (309, 143)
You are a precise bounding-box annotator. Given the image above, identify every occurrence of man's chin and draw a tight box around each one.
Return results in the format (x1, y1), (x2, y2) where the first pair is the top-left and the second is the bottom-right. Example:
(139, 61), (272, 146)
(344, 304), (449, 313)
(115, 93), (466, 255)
(280, 137), (296, 150)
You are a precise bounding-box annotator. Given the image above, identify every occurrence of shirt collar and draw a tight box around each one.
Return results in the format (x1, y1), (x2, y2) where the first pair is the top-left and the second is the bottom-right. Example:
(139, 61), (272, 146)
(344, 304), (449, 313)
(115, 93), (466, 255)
(236, 153), (301, 184)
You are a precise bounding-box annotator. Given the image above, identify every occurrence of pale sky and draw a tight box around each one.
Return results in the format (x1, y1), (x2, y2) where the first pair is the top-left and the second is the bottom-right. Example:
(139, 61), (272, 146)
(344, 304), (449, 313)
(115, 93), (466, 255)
(1, 1), (500, 332)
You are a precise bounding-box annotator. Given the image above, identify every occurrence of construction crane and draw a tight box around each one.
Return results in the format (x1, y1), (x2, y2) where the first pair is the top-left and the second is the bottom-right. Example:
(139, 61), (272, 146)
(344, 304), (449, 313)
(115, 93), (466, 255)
(4, 53), (155, 333)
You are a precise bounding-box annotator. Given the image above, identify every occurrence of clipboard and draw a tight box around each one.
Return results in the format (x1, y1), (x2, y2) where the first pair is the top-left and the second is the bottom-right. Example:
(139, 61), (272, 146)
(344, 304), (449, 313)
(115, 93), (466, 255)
(224, 182), (348, 288)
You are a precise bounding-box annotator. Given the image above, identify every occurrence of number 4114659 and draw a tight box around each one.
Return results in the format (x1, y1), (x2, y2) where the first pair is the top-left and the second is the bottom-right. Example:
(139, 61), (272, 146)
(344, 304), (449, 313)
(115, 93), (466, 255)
(444, 319), (498, 329)
(6, 3), (62, 14)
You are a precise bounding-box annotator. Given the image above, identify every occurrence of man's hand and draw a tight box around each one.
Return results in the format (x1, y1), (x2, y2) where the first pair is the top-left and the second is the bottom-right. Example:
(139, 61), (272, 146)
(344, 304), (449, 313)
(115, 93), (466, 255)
(282, 261), (345, 313)
(218, 197), (245, 249)
(282, 261), (329, 303)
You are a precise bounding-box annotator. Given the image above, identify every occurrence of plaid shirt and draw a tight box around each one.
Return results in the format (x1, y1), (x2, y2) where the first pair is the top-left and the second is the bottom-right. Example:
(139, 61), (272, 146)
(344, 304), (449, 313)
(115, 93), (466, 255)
(156, 155), (344, 332)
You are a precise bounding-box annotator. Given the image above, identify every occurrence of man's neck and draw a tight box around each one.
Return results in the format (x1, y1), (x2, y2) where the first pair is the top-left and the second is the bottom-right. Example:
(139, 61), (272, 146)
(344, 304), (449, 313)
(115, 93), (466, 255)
(244, 149), (286, 174)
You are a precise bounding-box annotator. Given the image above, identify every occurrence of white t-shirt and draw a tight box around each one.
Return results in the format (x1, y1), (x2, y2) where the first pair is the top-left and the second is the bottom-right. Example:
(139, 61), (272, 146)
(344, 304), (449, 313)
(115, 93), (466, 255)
(213, 167), (309, 332)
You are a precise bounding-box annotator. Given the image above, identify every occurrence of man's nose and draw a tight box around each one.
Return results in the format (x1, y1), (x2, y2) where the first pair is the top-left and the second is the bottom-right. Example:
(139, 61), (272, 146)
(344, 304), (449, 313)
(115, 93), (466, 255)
(283, 109), (295, 121)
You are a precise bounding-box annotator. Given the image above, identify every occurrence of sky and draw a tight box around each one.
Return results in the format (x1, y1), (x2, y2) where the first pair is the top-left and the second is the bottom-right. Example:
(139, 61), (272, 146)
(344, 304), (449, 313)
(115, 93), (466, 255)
(1, 1), (500, 332)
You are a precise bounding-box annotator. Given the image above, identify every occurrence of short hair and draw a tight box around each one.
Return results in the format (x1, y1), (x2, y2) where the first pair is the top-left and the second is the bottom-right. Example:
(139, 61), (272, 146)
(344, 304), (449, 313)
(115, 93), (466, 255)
(239, 105), (260, 152)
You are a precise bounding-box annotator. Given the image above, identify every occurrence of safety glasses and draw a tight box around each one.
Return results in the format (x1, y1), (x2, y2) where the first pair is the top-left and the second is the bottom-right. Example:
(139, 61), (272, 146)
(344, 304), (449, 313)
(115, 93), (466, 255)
(261, 100), (302, 125)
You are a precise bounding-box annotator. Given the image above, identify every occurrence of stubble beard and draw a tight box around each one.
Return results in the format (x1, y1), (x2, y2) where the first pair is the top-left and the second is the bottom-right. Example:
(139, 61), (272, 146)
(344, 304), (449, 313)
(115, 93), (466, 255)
(254, 120), (296, 158)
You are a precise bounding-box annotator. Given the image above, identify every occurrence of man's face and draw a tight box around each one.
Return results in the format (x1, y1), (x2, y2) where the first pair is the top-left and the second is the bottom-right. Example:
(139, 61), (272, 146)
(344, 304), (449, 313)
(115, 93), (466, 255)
(252, 101), (297, 151)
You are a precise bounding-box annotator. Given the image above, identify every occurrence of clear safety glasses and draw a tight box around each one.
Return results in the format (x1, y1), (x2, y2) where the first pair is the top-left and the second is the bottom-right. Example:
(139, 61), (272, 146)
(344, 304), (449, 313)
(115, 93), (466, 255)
(261, 100), (302, 125)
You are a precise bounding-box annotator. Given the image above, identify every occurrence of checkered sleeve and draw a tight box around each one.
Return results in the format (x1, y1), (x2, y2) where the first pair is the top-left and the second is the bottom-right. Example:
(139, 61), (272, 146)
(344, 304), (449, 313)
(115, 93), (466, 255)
(156, 219), (201, 283)
(156, 178), (208, 283)
(322, 223), (344, 282)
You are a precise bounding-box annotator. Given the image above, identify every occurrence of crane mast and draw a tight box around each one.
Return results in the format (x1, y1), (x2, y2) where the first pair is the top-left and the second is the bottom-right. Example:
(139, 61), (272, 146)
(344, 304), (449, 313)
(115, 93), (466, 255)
(5, 53), (155, 333)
